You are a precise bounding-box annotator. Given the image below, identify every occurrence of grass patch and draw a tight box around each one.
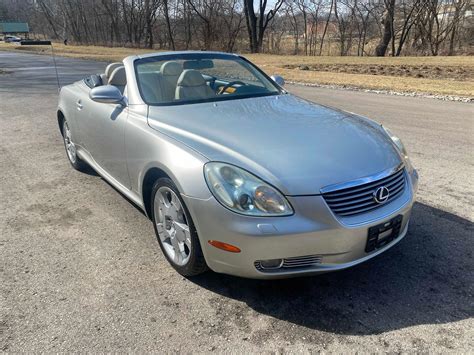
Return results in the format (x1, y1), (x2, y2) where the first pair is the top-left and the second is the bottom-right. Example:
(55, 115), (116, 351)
(1, 42), (472, 97)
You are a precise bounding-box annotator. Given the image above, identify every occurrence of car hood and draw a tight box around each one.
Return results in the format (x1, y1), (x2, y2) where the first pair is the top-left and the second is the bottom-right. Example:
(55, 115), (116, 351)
(147, 94), (401, 195)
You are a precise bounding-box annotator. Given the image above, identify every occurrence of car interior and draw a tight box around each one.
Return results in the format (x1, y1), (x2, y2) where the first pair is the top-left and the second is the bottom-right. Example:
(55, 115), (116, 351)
(85, 58), (274, 104)
(107, 66), (127, 94)
(137, 60), (218, 103)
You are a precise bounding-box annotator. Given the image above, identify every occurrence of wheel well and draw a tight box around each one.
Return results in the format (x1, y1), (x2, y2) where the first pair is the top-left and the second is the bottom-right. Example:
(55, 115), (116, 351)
(57, 110), (65, 136)
(142, 168), (170, 218)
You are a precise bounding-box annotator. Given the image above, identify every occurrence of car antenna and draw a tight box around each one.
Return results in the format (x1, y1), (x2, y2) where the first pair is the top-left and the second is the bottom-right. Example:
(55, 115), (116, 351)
(20, 40), (61, 92)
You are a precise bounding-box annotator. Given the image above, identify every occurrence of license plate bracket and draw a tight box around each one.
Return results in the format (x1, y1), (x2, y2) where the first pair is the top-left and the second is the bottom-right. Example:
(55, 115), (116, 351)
(366, 215), (403, 252)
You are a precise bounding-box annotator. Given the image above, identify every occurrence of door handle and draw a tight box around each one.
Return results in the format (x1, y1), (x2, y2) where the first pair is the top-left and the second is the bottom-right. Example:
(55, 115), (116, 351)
(76, 100), (83, 110)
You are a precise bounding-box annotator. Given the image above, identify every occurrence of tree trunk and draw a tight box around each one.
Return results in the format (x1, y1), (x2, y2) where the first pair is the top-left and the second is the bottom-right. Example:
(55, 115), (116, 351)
(244, 0), (283, 53)
(303, 11), (308, 55)
(163, 0), (175, 50)
(375, 0), (395, 57)
(319, 0), (334, 56)
(448, 3), (462, 56)
(244, 0), (258, 52)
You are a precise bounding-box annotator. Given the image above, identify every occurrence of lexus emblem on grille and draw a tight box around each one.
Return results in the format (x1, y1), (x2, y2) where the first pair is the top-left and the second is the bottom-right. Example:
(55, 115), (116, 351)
(373, 186), (390, 204)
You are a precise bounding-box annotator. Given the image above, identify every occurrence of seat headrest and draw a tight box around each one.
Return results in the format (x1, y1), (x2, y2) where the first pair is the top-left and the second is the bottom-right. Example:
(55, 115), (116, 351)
(177, 70), (206, 87)
(161, 61), (182, 77)
(108, 66), (126, 86)
(105, 62), (122, 78)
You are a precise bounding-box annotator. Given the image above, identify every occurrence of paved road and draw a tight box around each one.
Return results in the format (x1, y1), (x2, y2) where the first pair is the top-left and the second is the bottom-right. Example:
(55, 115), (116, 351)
(1, 52), (473, 352)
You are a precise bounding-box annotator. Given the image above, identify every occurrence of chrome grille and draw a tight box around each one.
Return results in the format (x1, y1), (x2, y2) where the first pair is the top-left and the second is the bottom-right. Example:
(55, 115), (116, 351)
(282, 255), (323, 268)
(322, 167), (406, 217)
(255, 254), (322, 272)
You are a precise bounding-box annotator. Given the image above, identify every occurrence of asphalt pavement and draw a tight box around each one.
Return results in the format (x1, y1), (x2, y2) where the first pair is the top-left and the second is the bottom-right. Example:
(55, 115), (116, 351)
(1, 51), (473, 352)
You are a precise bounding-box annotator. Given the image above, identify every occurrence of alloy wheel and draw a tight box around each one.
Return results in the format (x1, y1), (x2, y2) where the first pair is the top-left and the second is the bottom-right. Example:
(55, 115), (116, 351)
(63, 121), (77, 164)
(154, 186), (192, 266)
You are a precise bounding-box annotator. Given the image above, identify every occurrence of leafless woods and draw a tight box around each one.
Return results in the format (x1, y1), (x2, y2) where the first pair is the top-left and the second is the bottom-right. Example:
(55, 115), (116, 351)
(1, 0), (472, 55)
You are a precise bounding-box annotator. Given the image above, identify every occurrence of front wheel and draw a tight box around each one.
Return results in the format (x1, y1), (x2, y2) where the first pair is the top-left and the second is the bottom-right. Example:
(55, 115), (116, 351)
(151, 178), (208, 276)
(62, 119), (88, 172)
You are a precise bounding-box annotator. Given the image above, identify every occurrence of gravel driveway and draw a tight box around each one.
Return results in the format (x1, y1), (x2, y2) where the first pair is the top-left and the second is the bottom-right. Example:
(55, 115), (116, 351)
(1, 52), (472, 352)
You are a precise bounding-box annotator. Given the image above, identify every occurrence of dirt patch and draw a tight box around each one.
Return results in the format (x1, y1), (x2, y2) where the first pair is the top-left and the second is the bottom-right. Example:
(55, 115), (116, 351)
(282, 63), (473, 81)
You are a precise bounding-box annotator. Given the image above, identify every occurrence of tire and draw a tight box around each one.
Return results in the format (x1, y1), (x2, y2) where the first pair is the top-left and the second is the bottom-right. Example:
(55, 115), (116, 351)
(151, 177), (208, 277)
(62, 119), (88, 172)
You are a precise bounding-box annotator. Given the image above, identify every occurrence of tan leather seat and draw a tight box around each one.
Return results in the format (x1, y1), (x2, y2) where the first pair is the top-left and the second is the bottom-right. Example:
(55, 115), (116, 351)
(101, 62), (122, 85)
(175, 70), (214, 101)
(134, 62), (182, 104)
(160, 61), (183, 102)
(108, 66), (127, 94)
(139, 72), (163, 103)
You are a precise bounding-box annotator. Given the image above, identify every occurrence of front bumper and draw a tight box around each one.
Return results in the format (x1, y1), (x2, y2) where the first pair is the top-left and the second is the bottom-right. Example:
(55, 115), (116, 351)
(183, 169), (418, 279)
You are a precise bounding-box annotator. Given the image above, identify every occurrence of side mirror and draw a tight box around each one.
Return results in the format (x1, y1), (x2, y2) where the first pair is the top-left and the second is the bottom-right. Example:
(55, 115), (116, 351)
(271, 75), (285, 87)
(89, 85), (124, 105)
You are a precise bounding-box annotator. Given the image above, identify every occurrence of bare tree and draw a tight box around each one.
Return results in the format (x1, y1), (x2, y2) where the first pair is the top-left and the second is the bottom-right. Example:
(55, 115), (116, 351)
(306, 0), (323, 55)
(319, 0), (334, 55)
(353, 0), (379, 56)
(286, 1), (301, 54)
(375, 0), (395, 56)
(221, 0), (245, 51)
(4, 0), (470, 56)
(243, 0), (285, 53)
(294, 0), (310, 55)
(393, 0), (422, 56)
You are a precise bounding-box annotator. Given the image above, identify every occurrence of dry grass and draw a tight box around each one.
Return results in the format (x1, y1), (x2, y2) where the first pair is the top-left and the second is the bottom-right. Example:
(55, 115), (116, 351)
(0, 42), (155, 61)
(1, 42), (473, 97)
(247, 53), (474, 97)
(268, 68), (473, 97)
(246, 53), (474, 67)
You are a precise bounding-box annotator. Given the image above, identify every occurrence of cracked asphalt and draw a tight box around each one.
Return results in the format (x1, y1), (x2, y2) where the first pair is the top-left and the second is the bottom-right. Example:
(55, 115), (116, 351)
(1, 51), (473, 352)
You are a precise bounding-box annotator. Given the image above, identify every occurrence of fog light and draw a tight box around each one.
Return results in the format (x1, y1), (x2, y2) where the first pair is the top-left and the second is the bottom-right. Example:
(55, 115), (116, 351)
(259, 259), (283, 269)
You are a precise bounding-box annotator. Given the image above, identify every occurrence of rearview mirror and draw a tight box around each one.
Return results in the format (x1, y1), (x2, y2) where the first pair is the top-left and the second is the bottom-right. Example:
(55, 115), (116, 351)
(183, 59), (214, 70)
(271, 75), (285, 87)
(89, 85), (124, 105)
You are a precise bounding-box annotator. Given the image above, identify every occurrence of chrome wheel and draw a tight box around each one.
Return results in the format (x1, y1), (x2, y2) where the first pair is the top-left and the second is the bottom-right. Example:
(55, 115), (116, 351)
(63, 121), (77, 164)
(154, 186), (192, 266)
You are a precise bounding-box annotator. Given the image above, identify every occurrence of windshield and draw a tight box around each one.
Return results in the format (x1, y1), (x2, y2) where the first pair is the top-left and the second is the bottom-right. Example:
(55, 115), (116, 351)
(134, 53), (281, 106)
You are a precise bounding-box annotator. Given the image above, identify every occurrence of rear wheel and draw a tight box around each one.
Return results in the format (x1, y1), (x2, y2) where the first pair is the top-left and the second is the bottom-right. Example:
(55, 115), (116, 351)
(62, 119), (88, 172)
(151, 178), (207, 276)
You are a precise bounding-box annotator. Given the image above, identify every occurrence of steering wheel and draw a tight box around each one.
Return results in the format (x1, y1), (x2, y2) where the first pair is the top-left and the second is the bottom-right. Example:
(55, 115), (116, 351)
(204, 75), (217, 89)
(217, 80), (247, 95)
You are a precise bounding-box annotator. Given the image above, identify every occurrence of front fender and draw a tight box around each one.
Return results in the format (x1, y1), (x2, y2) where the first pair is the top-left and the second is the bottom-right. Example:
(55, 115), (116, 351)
(125, 105), (211, 201)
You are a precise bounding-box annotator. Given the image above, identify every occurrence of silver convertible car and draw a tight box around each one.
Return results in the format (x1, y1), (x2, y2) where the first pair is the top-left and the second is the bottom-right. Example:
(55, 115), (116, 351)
(57, 51), (418, 279)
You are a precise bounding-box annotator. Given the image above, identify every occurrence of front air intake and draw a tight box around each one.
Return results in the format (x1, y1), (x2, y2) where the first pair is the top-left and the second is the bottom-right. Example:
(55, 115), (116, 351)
(255, 254), (322, 272)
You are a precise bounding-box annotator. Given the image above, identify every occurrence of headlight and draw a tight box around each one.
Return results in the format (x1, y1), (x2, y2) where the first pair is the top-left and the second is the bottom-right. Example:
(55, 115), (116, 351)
(382, 125), (409, 160)
(204, 162), (293, 216)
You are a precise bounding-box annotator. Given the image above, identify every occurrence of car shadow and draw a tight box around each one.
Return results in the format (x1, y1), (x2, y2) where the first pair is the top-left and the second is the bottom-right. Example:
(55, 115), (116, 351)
(189, 202), (473, 335)
(81, 164), (99, 177)
(99, 176), (148, 218)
